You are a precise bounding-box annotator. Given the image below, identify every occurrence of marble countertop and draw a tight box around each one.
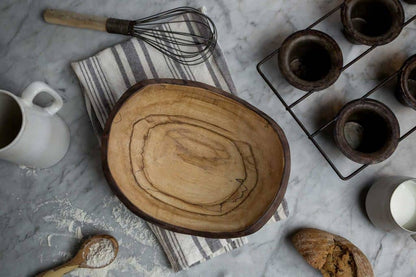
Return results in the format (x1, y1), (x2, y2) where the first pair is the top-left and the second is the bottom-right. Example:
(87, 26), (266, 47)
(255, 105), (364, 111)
(1, 0), (416, 276)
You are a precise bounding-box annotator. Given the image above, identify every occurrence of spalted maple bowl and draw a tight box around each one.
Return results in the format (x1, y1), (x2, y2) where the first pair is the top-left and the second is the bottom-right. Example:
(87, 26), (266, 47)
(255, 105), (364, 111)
(102, 79), (290, 238)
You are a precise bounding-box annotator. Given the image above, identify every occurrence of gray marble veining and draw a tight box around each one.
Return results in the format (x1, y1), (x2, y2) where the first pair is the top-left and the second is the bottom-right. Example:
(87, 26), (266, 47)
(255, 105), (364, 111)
(1, 0), (416, 276)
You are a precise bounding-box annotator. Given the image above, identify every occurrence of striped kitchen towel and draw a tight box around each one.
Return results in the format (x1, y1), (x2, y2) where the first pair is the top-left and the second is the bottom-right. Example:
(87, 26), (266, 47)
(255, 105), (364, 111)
(71, 8), (289, 272)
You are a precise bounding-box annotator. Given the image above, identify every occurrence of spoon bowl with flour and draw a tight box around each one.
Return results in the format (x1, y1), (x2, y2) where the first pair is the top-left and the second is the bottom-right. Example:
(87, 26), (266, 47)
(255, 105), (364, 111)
(37, 234), (118, 277)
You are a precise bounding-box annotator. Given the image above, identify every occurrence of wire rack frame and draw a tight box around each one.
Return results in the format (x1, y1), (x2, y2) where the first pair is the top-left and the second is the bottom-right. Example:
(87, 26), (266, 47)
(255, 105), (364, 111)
(256, 3), (416, 180)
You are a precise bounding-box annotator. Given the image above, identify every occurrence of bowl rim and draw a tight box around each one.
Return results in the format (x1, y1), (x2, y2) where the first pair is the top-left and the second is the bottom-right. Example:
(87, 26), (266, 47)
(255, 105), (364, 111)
(334, 98), (400, 164)
(278, 29), (344, 91)
(341, 0), (405, 46)
(399, 55), (416, 108)
(101, 79), (291, 238)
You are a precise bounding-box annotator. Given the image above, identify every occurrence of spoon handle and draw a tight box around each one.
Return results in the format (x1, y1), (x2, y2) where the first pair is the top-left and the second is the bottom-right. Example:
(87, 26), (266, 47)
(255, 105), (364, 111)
(36, 263), (79, 277)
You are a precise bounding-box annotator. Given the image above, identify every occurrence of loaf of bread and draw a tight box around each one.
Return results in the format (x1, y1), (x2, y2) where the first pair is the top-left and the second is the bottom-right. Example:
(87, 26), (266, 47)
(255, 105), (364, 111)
(292, 228), (374, 277)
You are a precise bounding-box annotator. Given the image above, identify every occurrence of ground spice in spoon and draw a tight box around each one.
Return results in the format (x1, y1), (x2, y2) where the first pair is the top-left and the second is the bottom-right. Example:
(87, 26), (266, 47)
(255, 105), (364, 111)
(85, 239), (116, 268)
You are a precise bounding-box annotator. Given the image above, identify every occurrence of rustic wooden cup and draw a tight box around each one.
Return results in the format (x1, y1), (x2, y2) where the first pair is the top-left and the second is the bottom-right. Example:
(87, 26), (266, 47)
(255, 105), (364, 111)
(334, 99), (400, 164)
(397, 55), (416, 110)
(341, 0), (404, 46)
(278, 29), (343, 91)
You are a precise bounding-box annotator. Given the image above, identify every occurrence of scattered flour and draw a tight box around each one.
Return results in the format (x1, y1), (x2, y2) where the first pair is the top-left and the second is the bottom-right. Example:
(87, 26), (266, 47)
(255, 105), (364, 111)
(35, 196), (169, 276)
(58, 251), (71, 260)
(19, 164), (38, 176)
(68, 221), (75, 232)
(75, 226), (83, 239)
(38, 198), (112, 233)
(109, 199), (157, 247)
(86, 238), (116, 268)
(47, 234), (52, 247)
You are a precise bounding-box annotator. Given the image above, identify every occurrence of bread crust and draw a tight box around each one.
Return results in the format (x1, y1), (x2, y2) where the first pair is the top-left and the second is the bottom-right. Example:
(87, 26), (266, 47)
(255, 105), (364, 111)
(292, 228), (374, 277)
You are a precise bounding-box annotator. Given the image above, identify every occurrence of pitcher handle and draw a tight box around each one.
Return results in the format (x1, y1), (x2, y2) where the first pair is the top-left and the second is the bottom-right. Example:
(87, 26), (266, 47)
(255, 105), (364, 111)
(21, 81), (63, 115)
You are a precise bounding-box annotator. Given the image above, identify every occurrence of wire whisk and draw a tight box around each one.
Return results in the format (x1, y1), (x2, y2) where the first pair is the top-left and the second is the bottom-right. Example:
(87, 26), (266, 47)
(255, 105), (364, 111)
(44, 7), (218, 66)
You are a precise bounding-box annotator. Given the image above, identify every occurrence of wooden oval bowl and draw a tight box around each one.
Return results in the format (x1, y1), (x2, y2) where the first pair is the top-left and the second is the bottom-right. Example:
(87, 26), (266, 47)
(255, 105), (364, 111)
(102, 79), (290, 238)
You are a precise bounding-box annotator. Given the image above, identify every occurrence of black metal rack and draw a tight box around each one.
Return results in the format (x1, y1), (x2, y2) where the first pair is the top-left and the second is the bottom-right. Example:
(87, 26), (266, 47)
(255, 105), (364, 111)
(256, 3), (416, 180)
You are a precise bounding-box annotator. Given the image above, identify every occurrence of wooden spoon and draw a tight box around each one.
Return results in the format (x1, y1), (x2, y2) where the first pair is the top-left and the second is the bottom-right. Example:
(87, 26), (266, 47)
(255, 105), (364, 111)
(37, 234), (118, 277)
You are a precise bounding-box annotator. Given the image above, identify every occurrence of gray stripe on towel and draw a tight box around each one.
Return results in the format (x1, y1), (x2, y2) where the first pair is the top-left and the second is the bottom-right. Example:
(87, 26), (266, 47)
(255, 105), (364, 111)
(85, 59), (112, 114)
(159, 229), (187, 269)
(283, 200), (289, 216)
(120, 40), (147, 82)
(169, 231), (189, 268)
(137, 39), (160, 79)
(79, 61), (106, 124)
(110, 46), (131, 88)
(205, 238), (223, 253)
(192, 236), (209, 260)
(154, 227), (182, 271)
(93, 56), (116, 105)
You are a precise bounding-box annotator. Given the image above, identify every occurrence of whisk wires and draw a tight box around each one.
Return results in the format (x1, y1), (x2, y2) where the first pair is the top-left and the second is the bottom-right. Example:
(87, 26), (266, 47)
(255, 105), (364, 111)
(131, 7), (217, 66)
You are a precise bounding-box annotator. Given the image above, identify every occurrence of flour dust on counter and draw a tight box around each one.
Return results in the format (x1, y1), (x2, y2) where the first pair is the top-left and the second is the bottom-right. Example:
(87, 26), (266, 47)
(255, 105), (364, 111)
(35, 196), (157, 246)
(19, 164), (38, 176)
(34, 196), (169, 276)
(105, 196), (158, 247)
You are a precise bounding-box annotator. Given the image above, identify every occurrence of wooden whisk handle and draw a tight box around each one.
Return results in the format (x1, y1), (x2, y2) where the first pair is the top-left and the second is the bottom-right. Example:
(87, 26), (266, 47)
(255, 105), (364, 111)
(43, 9), (133, 35)
(43, 9), (108, 32)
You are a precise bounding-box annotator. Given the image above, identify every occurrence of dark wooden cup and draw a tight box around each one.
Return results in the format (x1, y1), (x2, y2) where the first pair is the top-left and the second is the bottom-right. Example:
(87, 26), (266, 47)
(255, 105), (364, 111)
(278, 29), (343, 91)
(334, 99), (400, 164)
(397, 55), (416, 110)
(341, 0), (404, 46)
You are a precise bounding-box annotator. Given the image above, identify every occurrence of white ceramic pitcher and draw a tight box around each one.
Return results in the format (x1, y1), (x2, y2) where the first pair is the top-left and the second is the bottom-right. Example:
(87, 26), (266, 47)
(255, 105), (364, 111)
(0, 81), (70, 168)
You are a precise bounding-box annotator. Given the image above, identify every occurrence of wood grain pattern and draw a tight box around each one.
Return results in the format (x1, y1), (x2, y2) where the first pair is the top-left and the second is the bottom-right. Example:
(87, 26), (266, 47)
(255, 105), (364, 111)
(130, 115), (257, 216)
(43, 9), (108, 32)
(102, 79), (290, 238)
